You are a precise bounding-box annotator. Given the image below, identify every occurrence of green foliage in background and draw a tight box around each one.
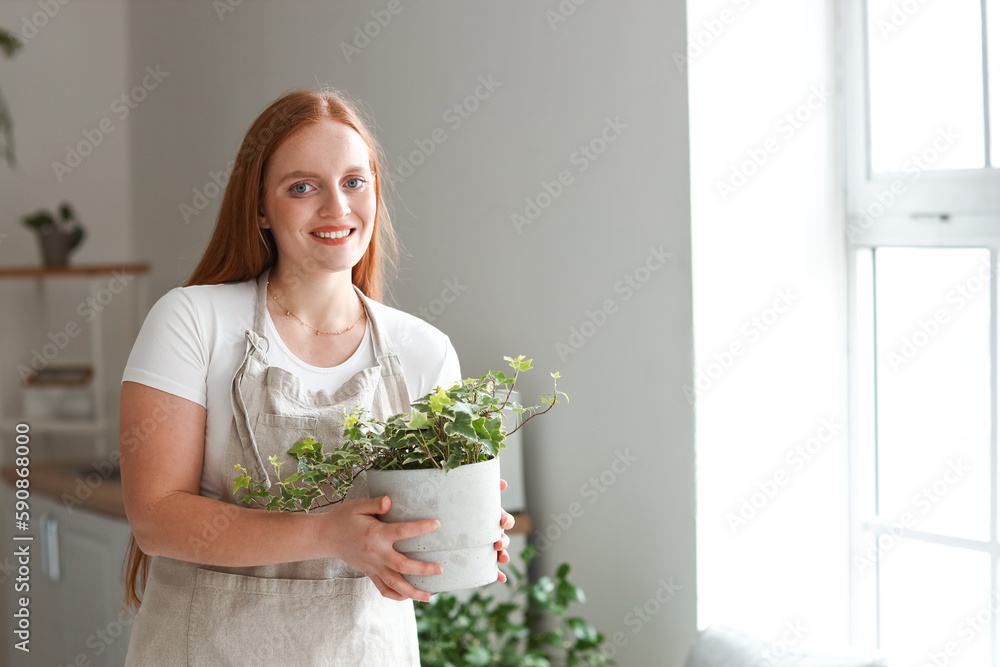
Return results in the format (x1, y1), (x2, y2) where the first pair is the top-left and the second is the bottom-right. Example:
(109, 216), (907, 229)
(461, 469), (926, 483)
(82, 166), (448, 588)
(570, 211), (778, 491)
(416, 545), (615, 667)
(0, 27), (21, 167)
(21, 201), (86, 249)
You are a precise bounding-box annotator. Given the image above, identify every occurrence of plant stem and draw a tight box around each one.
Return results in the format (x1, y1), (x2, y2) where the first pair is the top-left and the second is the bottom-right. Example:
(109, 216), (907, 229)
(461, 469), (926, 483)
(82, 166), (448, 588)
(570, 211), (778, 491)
(497, 369), (517, 412)
(508, 374), (561, 436)
(417, 431), (442, 470)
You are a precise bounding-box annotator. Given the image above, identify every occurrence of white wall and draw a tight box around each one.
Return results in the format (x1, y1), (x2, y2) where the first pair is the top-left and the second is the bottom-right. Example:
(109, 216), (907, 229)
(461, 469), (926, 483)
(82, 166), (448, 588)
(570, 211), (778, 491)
(3, 1), (697, 663)
(0, 1), (136, 454)
(0, 0), (133, 657)
(689, 0), (850, 650)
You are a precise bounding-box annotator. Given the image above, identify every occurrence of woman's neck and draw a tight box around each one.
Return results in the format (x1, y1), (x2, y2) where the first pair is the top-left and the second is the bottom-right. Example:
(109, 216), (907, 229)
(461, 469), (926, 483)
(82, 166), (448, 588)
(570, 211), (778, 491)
(265, 263), (362, 333)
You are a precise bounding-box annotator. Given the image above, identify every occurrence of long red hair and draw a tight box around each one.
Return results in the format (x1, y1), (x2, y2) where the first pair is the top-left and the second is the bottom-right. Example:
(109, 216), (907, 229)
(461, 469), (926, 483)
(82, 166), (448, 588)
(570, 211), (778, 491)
(122, 88), (399, 610)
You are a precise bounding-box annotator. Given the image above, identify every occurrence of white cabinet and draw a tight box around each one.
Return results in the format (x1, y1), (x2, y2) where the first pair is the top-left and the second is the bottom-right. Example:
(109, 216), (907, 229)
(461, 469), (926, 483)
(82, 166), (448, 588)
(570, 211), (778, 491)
(4, 492), (134, 667)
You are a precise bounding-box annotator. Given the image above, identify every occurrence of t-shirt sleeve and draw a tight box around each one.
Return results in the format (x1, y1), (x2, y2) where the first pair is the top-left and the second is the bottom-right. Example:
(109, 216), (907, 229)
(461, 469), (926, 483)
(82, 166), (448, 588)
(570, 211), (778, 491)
(121, 287), (209, 407)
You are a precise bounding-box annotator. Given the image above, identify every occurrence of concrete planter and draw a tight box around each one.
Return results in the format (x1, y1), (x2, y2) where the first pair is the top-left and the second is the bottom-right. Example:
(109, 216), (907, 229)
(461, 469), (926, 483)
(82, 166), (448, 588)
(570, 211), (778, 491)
(366, 456), (501, 593)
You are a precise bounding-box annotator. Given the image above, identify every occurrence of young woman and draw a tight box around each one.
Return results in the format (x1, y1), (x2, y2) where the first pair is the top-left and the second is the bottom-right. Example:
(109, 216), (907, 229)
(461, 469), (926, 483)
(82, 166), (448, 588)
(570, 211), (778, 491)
(118, 89), (513, 665)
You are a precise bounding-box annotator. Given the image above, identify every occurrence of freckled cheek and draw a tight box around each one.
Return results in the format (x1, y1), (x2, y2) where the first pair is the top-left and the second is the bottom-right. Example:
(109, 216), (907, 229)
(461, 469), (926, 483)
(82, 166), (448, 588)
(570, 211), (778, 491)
(271, 199), (313, 223)
(356, 196), (377, 223)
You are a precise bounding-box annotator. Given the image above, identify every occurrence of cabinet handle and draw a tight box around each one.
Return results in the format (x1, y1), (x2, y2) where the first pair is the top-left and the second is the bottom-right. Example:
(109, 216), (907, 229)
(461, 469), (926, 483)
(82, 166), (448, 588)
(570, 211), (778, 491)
(43, 514), (60, 582)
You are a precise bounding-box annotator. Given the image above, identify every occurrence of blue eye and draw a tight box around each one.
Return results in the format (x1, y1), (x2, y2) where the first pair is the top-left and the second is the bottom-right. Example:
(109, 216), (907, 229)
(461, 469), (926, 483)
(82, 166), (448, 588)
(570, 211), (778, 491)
(345, 177), (366, 190)
(291, 182), (313, 194)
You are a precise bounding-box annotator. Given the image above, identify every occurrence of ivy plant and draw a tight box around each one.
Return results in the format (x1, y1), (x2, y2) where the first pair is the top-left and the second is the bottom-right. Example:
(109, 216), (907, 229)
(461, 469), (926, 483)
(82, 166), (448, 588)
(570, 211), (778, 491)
(415, 544), (615, 666)
(233, 355), (566, 512)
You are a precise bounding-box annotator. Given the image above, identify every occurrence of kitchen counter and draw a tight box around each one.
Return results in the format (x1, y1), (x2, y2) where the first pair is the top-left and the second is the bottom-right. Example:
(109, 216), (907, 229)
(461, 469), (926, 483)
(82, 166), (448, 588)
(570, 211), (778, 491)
(1, 459), (126, 519)
(1, 462), (533, 533)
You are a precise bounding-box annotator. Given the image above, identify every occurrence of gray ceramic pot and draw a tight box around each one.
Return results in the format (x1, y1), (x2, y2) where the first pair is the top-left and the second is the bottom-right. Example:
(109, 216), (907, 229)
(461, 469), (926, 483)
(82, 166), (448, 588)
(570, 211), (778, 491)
(366, 456), (502, 593)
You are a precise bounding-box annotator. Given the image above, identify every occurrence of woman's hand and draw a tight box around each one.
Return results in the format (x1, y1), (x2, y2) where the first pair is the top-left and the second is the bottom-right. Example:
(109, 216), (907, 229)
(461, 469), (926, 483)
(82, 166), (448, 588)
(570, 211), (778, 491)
(496, 478), (515, 583)
(322, 494), (441, 603)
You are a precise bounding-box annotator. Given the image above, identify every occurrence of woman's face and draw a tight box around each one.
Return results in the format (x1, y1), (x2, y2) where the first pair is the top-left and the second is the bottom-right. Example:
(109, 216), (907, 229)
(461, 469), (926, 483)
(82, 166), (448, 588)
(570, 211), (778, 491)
(259, 119), (376, 278)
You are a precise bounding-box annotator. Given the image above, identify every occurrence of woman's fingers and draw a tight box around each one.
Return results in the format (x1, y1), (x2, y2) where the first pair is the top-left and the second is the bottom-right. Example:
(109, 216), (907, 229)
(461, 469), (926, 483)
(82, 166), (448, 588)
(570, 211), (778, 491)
(494, 531), (510, 551)
(383, 570), (434, 603)
(322, 496), (442, 602)
(391, 552), (443, 577)
(369, 574), (407, 602)
(388, 516), (441, 543)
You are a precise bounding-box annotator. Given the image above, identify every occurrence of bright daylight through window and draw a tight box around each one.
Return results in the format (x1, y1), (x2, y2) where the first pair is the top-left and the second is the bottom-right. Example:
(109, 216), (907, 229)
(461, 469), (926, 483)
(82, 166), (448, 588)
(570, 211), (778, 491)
(846, 1), (1000, 665)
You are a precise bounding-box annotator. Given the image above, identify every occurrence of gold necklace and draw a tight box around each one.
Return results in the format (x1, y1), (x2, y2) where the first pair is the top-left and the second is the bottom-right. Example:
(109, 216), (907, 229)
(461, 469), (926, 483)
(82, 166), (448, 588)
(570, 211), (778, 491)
(266, 281), (365, 336)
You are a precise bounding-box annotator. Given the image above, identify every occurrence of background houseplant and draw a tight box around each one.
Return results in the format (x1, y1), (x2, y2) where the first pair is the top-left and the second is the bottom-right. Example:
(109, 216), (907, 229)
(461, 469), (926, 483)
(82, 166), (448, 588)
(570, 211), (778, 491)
(415, 544), (615, 666)
(22, 202), (86, 266)
(0, 27), (20, 167)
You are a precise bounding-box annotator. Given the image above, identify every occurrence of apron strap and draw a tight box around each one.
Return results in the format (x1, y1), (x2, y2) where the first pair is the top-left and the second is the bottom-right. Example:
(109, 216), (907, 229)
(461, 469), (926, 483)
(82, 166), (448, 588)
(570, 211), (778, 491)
(355, 285), (412, 415)
(231, 329), (273, 488)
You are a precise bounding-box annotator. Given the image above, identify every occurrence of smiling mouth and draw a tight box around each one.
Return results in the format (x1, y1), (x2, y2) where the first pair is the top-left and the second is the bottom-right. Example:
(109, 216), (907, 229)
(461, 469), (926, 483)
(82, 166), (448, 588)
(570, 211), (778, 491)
(311, 229), (353, 239)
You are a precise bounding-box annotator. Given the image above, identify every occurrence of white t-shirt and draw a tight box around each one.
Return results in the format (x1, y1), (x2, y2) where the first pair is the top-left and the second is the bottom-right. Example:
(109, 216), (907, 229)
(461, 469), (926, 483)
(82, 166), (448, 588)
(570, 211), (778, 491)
(121, 278), (461, 499)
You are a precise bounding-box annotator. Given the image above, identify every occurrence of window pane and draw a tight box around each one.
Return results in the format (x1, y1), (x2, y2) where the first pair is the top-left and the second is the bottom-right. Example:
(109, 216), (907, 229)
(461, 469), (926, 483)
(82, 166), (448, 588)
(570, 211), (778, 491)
(867, 0), (985, 172)
(988, 0), (1000, 165)
(874, 247), (991, 542)
(879, 539), (990, 665)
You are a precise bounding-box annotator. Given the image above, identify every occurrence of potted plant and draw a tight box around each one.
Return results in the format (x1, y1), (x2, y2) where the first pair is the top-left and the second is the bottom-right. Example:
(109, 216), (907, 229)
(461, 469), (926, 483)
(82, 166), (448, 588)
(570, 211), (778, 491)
(0, 27), (21, 167)
(416, 545), (616, 666)
(22, 202), (86, 266)
(233, 355), (566, 592)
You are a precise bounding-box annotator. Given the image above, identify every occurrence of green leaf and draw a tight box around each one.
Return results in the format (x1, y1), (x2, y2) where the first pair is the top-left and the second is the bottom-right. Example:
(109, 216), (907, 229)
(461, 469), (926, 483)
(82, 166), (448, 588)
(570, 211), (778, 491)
(504, 355), (533, 372)
(287, 437), (322, 459)
(443, 411), (480, 444)
(558, 579), (586, 605)
(465, 645), (491, 665)
(0, 29), (21, 59)
(408, 408), (429, 428)
(402, 454), (429, 466)
(232, 473), (251, 494)
(567, 617), (598, 643)
(428, 386), (456, 412)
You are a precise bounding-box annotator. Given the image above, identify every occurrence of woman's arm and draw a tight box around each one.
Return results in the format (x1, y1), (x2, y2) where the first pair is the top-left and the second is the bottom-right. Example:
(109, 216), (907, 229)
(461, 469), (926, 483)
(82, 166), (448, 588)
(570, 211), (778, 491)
(119, 381), (443, 602)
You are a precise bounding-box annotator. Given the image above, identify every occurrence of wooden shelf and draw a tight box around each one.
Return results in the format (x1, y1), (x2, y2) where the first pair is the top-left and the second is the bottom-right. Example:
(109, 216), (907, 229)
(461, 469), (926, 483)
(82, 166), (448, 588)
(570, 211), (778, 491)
(507, 513), (531, 535)
(0, 263), (151, 457)
(0, 263), (150, 278)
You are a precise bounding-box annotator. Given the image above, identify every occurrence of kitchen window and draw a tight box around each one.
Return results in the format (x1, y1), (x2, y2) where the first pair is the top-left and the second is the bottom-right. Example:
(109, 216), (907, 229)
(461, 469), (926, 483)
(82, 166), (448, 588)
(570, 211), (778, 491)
(845, 1), (1000, 664)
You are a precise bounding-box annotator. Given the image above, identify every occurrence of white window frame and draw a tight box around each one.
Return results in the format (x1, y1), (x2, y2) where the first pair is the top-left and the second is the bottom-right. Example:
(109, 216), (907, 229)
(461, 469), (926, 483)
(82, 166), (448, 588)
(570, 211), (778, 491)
(842, 0), (1000, 657)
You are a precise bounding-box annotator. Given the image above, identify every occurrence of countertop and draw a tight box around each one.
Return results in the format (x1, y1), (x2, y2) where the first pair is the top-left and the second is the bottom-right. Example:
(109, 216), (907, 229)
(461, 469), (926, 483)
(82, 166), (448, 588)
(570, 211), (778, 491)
(1, 459), (126, 519)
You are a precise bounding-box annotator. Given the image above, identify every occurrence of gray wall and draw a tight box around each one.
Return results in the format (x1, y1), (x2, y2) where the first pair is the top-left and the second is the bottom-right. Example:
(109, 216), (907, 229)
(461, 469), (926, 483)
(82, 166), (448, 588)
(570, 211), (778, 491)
(5, 1), (697, 663)
(128, 2), (696, 662)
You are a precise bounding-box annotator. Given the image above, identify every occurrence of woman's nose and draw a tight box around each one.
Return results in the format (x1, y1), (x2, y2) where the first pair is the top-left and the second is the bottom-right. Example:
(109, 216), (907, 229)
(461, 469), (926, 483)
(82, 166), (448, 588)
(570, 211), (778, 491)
(321, 188), (350, 218)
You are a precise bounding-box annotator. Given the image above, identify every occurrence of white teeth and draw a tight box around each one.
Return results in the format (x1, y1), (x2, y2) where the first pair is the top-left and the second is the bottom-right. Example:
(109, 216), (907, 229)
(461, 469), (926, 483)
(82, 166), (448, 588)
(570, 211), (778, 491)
(312, 230), (351, 239)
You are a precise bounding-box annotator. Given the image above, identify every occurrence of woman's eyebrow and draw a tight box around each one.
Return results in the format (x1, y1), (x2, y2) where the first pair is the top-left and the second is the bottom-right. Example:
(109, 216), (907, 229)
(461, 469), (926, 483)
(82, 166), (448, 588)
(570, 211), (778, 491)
(278, 165), (370, 184)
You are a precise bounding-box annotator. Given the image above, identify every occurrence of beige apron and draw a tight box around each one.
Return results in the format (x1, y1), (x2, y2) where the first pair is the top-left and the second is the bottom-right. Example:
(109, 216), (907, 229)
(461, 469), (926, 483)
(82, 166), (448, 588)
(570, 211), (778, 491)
(124, 267), (419, 666)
